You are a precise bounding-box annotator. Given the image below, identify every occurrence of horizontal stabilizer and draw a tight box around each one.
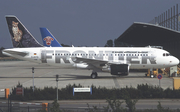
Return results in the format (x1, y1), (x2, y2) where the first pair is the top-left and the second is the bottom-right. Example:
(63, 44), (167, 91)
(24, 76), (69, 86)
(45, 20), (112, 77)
(3, 49), (28, 57)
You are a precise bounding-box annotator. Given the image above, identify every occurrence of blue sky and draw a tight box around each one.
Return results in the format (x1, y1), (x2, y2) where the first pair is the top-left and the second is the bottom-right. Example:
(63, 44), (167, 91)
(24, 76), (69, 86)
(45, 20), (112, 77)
(0, 0), (179, 48)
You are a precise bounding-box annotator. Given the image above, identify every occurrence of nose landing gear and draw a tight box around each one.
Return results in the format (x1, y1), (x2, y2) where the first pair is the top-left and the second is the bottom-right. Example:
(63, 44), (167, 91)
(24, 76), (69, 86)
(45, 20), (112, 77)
(145, 69), (158, 78)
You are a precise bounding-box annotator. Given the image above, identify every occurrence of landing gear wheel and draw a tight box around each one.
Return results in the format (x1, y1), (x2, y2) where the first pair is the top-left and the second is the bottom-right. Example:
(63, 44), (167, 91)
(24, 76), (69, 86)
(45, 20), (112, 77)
(91, 72), (98, 79)
(150, 74), (154, 78)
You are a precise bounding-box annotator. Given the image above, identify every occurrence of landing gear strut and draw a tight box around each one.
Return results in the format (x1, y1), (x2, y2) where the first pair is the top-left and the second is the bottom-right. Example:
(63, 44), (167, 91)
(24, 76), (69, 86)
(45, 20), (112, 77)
(91, 72), (98, 79)
(146, 69), (158, 78)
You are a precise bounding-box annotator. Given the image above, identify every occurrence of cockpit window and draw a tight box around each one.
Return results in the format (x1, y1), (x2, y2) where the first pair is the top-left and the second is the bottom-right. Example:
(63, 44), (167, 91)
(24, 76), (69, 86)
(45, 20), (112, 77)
(163, 53), (171, 56)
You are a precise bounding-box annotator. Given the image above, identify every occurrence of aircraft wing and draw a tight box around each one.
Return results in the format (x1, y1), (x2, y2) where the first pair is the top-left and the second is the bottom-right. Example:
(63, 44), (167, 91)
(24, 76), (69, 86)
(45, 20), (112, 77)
(72, 57), (107, 64)
(72, 57), (124, 66)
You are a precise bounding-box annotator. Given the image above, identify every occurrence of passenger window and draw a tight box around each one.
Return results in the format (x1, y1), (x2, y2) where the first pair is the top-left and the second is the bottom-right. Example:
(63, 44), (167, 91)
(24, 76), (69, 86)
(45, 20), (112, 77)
(163, 53), (165, 56)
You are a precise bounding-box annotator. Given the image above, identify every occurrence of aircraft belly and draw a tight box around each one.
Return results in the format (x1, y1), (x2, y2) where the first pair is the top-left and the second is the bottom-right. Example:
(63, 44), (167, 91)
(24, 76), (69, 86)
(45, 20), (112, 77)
(130, 64), (159, 69)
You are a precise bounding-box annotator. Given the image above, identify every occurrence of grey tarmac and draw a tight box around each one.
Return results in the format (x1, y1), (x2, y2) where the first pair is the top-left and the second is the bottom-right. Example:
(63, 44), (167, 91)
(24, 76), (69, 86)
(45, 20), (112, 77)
(0, 61), (173, 90)
(0, 61), (178, 110)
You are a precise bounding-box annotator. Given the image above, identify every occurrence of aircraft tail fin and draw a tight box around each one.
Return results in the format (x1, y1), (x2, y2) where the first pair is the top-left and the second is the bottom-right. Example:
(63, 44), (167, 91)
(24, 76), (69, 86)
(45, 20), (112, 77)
(40, 27), (62, 47)
(5, 15), (43, 48)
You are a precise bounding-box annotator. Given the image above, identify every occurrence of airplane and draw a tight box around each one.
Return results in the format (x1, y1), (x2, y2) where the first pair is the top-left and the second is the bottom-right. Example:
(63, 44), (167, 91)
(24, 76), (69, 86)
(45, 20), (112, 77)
(40, 27), (62, 47)
(3, 15), (179, 79)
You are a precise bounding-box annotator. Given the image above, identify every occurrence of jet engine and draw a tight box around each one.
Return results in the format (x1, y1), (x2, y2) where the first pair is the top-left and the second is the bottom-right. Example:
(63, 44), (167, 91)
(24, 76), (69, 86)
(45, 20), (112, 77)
(110, 64), (129, 75)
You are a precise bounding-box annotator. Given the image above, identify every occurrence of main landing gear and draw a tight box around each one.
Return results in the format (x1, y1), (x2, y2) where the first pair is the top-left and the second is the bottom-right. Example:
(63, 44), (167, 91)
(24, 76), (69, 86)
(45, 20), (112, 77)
(91, 72), (98, 79)
(145, 69), (158, 78)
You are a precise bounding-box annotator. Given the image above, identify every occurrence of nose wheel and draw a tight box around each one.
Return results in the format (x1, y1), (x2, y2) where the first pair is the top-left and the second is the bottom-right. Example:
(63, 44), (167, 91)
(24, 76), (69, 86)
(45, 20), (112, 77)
(91, 72), (98, 79)
(150, 74), (154, 78)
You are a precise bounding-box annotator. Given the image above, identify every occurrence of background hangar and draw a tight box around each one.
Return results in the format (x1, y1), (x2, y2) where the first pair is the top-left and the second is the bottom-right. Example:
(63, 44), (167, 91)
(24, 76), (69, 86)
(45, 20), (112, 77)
(117, 4), (180, 60)
(116, 22), (180, 59)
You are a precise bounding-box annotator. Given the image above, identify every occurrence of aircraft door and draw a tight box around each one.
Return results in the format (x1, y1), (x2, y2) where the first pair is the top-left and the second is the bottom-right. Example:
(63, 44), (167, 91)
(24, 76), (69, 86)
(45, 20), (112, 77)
(41, 49), (47, 63)
(150, 50), (157, 64)
(150, 50), (157, 62)
(114, 53), (118, 62)
(104, 53), (108, 60)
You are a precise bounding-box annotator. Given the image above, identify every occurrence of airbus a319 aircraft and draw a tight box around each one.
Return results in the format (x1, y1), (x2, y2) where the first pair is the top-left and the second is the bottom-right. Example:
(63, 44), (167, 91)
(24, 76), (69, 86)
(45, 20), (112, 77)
(3, 15), (179, 78)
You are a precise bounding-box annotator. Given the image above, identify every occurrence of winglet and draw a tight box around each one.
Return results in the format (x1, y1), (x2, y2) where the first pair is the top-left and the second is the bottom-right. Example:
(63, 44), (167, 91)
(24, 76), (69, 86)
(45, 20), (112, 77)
(5, 15), (43, 48)
(40, 27), (62, 47)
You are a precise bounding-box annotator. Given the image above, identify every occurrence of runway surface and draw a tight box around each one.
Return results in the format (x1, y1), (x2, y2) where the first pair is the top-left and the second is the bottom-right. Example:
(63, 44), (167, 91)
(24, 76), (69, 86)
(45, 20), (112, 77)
(0, 61), (173, 90)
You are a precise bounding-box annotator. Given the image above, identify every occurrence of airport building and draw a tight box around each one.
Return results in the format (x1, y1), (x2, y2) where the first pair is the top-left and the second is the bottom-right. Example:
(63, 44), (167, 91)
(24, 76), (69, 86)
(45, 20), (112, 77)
(116, 4), (180, 60)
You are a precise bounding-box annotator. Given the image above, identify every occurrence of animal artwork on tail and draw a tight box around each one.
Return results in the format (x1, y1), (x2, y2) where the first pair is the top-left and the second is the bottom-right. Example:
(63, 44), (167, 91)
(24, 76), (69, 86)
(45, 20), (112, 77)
(6, 15), (43, 47)
(12, 21), (23, 42)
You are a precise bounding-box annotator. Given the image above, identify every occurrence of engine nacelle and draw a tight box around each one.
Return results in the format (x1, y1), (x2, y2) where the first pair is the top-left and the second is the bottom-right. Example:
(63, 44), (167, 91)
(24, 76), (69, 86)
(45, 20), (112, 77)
(110, 64), (129, 75)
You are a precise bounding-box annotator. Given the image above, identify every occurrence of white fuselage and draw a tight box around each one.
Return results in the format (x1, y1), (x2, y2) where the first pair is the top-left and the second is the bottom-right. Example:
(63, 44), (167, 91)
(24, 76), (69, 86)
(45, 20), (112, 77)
(3, 47), (179, 72)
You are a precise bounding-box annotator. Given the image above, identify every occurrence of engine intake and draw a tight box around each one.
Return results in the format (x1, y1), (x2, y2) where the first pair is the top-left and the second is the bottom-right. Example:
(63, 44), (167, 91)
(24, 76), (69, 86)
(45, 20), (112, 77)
(110, 64), (128, 75)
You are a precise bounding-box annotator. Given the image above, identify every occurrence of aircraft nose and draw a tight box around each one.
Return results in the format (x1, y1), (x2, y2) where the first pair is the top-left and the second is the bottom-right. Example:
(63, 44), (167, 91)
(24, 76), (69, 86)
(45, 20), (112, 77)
(171, 57), (179, 66)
